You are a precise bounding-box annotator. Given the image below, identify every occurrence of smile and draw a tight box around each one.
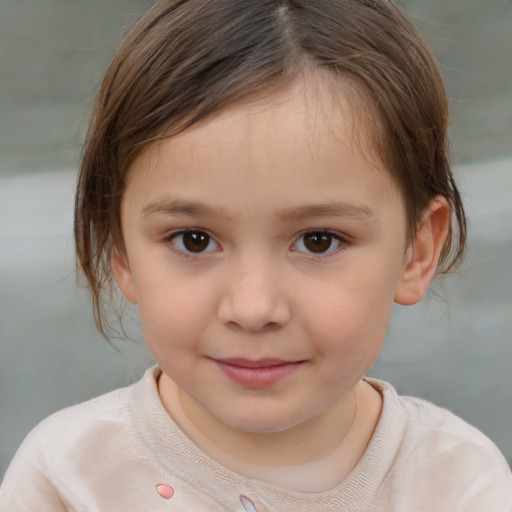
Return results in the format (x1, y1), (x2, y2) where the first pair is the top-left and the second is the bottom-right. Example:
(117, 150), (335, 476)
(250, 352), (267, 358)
(213, 358), (303, 389)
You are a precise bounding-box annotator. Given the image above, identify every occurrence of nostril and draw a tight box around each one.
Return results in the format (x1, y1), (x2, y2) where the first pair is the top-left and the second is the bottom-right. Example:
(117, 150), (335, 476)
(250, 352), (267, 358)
(225, 320), (281, 334)
(260, 321), (281, 333)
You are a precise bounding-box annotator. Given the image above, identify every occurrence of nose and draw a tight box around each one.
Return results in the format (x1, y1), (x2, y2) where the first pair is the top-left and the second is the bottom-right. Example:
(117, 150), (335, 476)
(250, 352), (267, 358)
(217, 256), (291, 333)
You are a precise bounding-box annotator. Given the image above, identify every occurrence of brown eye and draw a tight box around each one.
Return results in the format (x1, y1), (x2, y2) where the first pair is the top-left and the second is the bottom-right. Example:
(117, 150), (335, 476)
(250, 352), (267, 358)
(295, 231), (342, 255)
(303, 232), (332, 253)
(172, 231), (218, 254)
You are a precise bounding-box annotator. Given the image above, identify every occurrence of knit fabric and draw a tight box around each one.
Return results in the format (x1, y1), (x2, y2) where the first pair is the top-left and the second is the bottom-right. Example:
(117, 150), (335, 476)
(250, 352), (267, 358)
(2, 366), (511, 511)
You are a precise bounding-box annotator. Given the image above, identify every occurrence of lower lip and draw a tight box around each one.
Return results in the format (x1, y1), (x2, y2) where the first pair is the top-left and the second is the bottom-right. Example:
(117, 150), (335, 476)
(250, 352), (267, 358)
(215, 361), (302, 389)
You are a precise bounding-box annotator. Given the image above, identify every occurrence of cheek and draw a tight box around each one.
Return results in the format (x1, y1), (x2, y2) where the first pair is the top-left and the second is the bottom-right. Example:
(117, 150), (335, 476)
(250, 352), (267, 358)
(303, 273), (395, 361)
(135, 277), (213, 357)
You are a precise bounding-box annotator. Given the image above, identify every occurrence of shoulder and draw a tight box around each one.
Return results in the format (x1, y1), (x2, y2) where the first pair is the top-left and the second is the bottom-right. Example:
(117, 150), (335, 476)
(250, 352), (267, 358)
(398, 389), (508, 467)
(369, 377), (508, 461)
(1, 374), (146, 510)
(21, 382), (134, 455)
(367, 378), (512, 510)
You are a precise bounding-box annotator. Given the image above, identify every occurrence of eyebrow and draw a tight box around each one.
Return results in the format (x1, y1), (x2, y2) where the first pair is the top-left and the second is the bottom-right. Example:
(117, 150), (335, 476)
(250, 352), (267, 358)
(141, 198), (376, 222)
(279, 202), (376, 222)
(141, 199), (234, 220)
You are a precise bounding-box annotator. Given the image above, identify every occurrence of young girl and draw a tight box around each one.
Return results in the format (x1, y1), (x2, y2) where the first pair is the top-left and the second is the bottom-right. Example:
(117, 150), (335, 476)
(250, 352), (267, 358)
(2, 0), (511, 510)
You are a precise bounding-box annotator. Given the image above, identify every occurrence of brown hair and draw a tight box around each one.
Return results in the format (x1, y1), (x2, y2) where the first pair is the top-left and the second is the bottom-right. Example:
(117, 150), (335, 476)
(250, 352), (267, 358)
(75, 0), (466, 338)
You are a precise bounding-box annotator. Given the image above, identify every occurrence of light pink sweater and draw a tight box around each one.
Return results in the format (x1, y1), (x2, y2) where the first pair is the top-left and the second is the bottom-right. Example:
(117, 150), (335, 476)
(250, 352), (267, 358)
(2, 367), (511, 511)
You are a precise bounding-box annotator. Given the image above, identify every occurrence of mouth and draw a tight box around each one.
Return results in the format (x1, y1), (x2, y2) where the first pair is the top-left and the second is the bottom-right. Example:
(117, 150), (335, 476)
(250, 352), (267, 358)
(212, 358), (304, 389)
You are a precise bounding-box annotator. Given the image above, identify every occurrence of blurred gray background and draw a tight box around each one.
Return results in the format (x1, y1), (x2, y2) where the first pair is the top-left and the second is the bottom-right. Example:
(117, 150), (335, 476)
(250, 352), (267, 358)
(1, 0), (511, 479)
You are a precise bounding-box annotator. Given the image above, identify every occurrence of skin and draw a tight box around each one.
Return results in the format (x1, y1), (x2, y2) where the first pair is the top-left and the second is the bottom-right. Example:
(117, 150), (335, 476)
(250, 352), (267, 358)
(113, 76), (450, 470)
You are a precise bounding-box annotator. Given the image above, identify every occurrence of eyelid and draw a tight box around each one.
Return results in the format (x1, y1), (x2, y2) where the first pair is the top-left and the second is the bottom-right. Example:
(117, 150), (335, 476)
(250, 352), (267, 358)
(292, 229), (348, 258)
(165, 228), (220, 257)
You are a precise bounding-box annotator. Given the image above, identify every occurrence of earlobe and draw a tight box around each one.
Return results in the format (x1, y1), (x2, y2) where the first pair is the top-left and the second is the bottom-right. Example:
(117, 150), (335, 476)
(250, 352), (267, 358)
(394, 197), (450, 306)
(112, 246), (138, 304)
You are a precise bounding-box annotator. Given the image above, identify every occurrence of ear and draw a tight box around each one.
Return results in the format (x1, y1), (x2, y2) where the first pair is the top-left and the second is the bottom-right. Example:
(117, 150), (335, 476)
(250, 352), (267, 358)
(394, 197), (450, 306)
(112, 245), (138, 304)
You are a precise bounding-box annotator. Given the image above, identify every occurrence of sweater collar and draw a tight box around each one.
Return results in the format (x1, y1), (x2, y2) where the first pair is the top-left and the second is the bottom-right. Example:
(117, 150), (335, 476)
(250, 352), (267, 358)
(130, 366), (407, 512)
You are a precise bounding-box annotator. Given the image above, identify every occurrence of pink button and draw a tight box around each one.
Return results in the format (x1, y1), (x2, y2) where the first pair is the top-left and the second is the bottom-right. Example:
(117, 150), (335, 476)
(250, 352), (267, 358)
(156, 483), (175, 499)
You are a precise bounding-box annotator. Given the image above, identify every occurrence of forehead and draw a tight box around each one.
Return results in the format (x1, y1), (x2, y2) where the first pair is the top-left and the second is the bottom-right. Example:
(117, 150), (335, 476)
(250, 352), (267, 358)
(123, 76), (402, 220)
(134, 76), (382, 177)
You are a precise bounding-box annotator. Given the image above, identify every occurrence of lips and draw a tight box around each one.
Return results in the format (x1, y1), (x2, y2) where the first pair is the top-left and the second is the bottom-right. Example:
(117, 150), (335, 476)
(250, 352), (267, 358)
(213, 358), (303, 388)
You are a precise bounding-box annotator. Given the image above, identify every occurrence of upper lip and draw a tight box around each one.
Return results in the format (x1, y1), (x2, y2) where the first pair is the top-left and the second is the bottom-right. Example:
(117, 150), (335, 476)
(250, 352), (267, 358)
(213, 358), (300, 368)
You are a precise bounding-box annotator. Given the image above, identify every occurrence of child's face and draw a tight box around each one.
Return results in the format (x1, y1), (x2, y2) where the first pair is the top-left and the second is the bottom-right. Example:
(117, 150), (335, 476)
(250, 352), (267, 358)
(115, 79), (413, 435)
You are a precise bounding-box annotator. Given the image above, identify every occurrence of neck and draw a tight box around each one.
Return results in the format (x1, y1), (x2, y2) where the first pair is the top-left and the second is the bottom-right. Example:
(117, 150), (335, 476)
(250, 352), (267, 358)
(158, 372), (370, 467)
(191, 390), (356, 466)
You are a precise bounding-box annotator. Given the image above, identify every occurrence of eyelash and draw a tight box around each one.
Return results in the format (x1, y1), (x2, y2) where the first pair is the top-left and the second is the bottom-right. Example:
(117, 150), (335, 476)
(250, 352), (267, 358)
(292, 230), (348, 258)
(164, 229), (348, 259)
(165, 229), (220, 258)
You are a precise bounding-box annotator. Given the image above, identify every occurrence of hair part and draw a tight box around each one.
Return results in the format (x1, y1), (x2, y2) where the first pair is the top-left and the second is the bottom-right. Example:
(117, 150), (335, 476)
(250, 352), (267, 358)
(75, 0), (466, 338)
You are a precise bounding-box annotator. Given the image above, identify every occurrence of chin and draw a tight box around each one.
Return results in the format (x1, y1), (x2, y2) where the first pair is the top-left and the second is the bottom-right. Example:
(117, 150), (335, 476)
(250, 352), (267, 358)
(218, 408), (308, 435)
